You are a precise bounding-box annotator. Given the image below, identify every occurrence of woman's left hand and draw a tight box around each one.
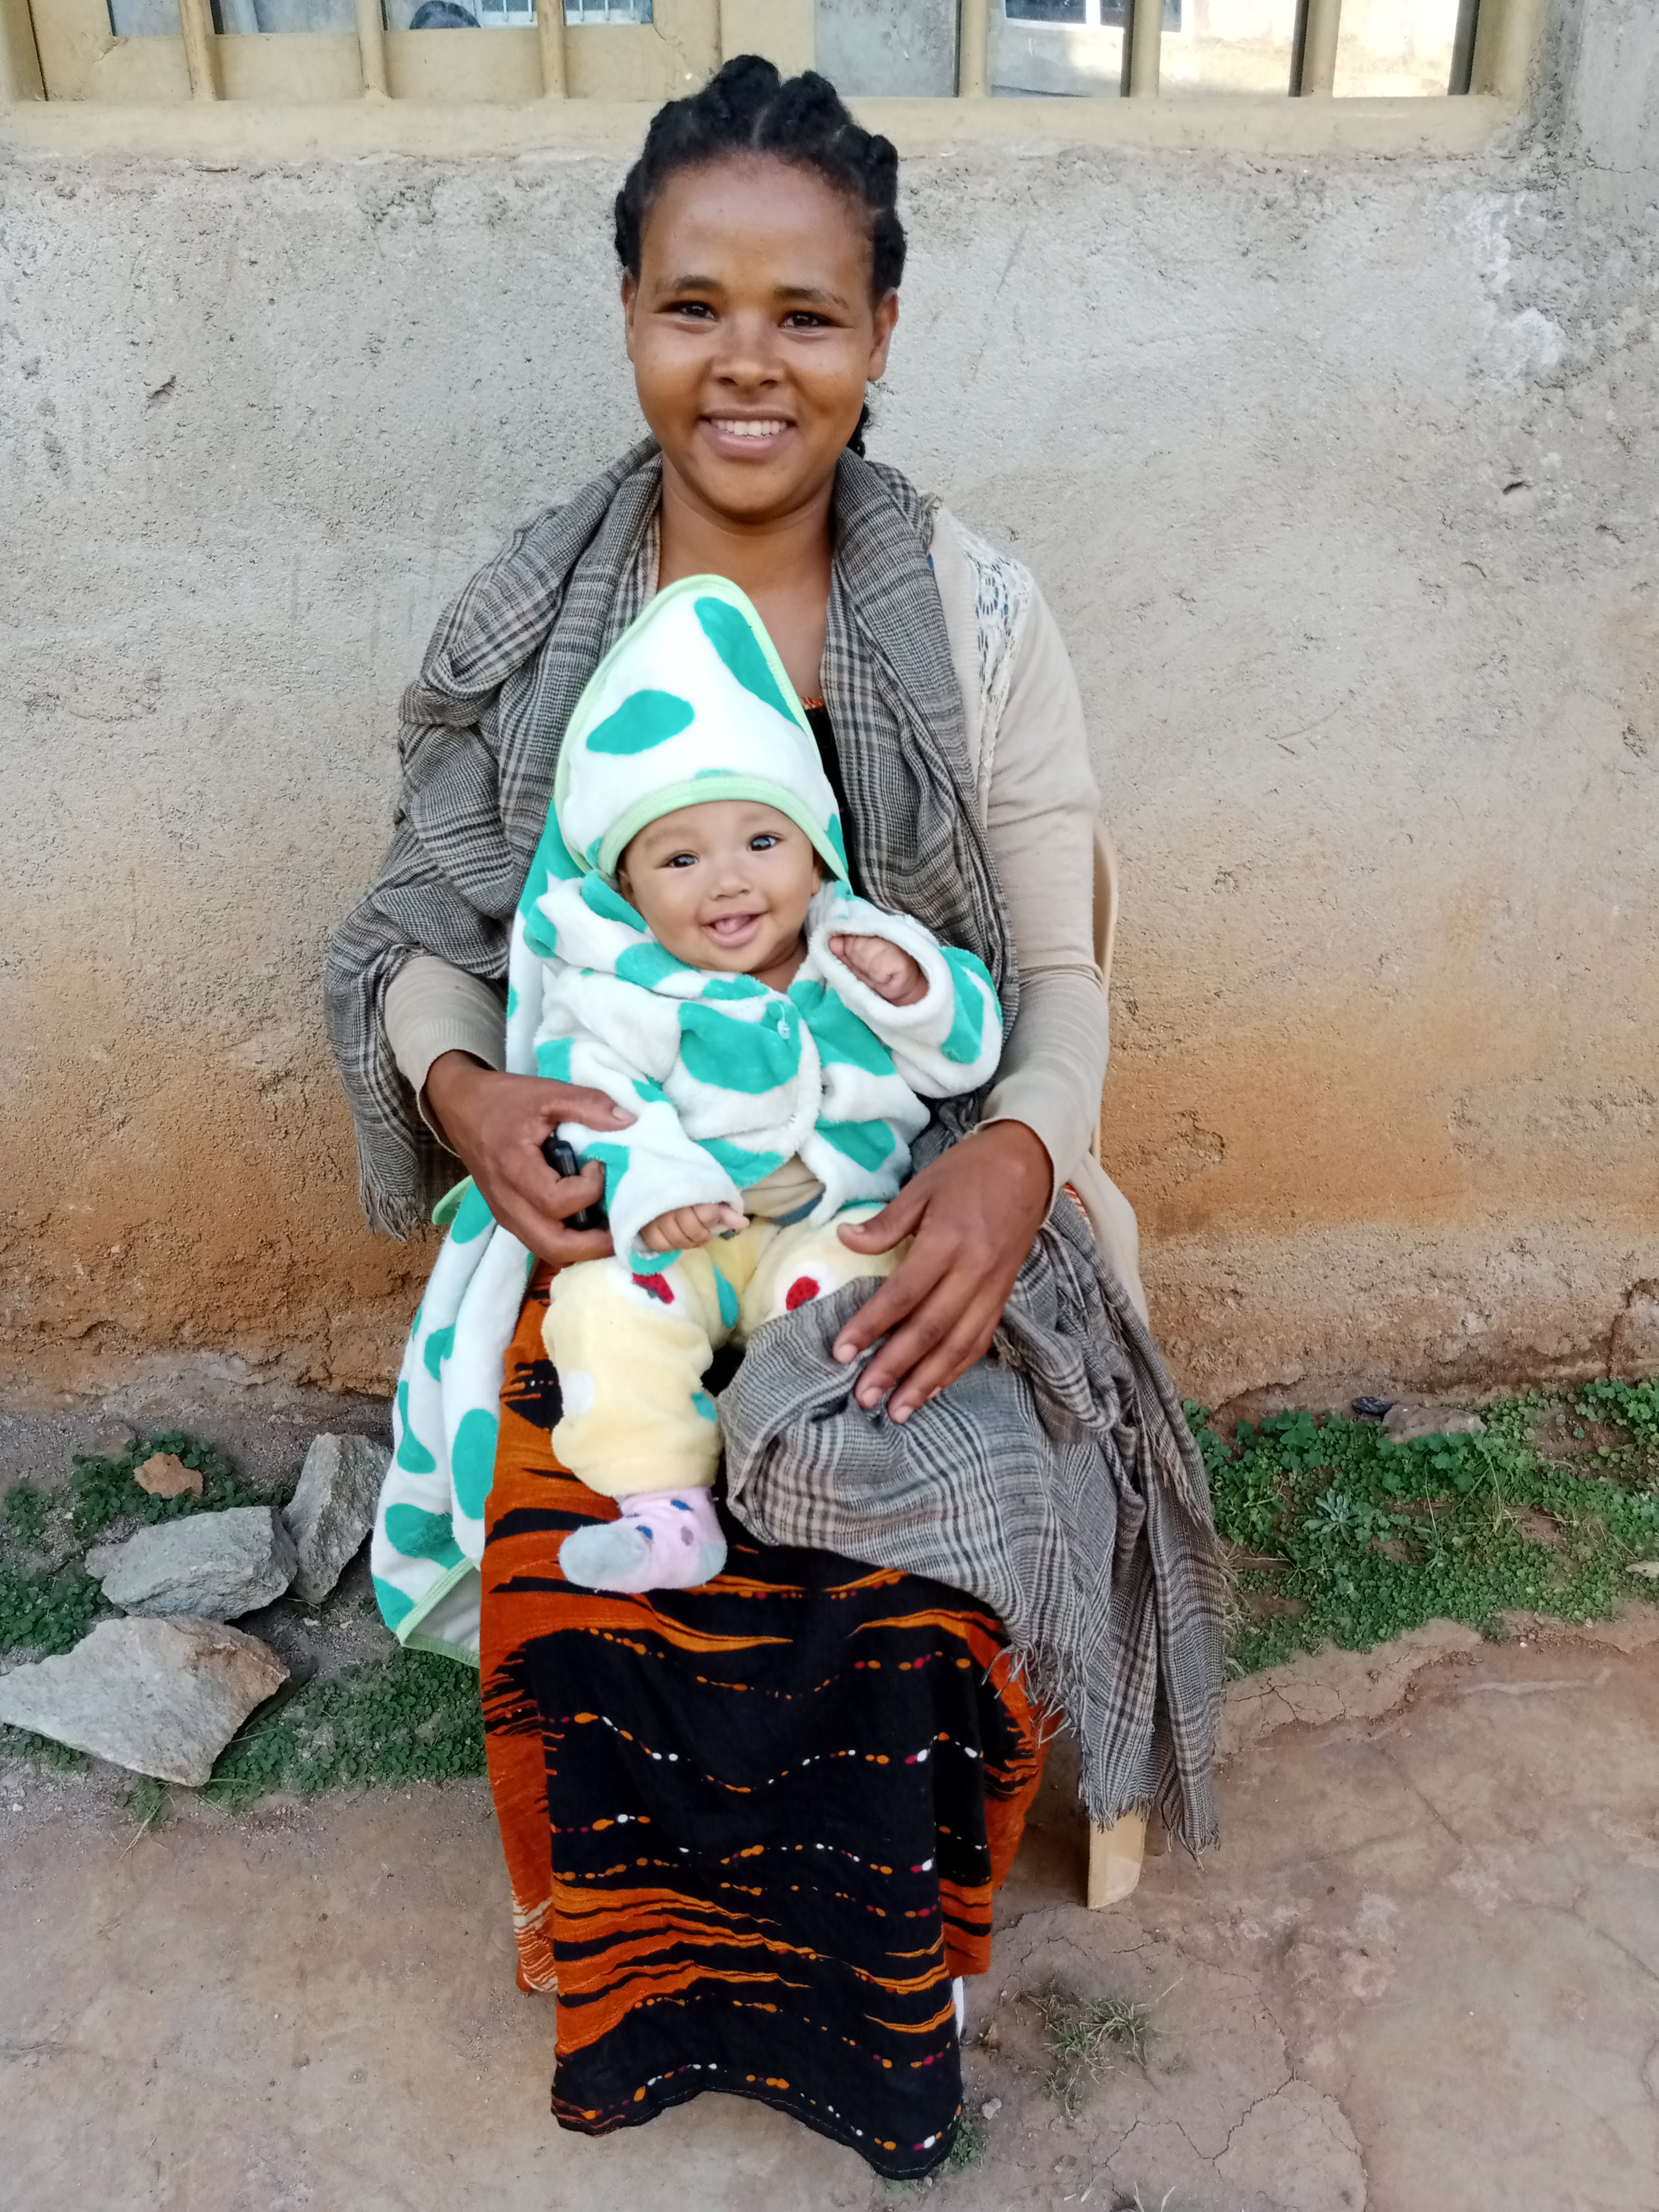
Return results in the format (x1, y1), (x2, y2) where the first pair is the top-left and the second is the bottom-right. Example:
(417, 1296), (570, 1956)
(833, 1120), (1052, 1422)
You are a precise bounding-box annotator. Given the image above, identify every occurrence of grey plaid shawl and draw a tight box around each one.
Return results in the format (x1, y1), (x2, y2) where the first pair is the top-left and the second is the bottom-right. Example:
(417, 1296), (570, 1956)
(325, 439), (1225, 1845)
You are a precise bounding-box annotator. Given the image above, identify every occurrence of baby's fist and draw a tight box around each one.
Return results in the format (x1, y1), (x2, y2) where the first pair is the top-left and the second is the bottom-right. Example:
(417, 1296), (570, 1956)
(638, 1201), (746, 1253)
(830, 933), (927, 1007)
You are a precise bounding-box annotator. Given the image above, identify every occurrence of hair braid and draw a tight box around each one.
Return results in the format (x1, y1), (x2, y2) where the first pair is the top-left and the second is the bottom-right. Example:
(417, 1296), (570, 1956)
(614, 60), (906, 453)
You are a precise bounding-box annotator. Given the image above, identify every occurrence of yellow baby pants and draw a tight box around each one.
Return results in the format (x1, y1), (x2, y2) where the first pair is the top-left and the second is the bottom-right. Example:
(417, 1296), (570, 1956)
(542, 1206), (905, 1499)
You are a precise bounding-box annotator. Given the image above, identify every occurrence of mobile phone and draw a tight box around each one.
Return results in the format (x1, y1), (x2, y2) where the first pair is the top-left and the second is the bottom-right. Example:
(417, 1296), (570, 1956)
(541, 1135), (609, 1233)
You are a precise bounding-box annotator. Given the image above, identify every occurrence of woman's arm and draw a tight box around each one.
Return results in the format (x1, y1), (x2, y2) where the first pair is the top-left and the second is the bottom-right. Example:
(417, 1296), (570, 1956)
(384, 956), (631, 1264)
(834, 577), (1109, 1420)
(975, 588), (1110, 1185)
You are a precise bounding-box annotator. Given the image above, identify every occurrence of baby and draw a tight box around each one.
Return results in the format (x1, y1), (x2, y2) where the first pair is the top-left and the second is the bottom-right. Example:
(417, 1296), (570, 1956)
(526, 575), (1002, 1595)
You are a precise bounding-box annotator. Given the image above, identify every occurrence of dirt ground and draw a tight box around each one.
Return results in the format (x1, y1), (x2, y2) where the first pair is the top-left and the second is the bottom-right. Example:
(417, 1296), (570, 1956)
(6, 1599), (1657, 2212)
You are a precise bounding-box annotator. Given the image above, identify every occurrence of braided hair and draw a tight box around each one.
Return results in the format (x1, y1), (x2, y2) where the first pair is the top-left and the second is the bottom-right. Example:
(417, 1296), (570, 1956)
(614, 56), (905, 455)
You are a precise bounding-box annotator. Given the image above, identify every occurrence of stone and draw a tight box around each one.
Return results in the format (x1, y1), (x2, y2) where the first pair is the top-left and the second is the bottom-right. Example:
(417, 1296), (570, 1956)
(80, 1422), (136, 1461)
(281, 1433), (390, 1606)
(1382, 1402), (1486, 1443)
(133, 1451), (203, 1500)
(1627, 1561), (1659, 1581)
(87, 1506), (297, 1620)
(0, 1616), (286, 1785)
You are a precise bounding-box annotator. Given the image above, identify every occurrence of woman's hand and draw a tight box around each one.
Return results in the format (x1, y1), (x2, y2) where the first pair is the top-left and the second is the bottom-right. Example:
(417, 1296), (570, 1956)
(423, 1051), (633, 1267)
(833, 1120), (1052, 1422)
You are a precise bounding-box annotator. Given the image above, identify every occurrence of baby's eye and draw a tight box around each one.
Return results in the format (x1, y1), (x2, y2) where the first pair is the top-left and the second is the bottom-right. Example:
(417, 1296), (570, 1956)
(748, 834), (780, 852)
(666, 851), (699, 869)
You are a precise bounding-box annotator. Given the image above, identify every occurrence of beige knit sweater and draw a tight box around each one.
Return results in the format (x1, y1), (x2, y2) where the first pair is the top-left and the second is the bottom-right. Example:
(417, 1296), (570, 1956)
(386, 506), (1111, 1213)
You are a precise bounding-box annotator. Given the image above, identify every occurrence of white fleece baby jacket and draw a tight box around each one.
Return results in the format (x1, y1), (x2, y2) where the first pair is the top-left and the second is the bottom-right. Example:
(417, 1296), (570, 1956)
(527, 573), (1003, 1263)
(530, 874), (1003, 1264)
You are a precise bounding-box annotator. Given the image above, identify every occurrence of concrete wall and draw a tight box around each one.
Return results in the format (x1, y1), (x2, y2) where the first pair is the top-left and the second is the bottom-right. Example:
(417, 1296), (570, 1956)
(2, 0), (1655, 1409)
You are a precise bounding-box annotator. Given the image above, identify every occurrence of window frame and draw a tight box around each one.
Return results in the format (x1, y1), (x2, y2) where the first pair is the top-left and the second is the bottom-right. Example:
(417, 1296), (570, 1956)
(0, 0), (1547, 156)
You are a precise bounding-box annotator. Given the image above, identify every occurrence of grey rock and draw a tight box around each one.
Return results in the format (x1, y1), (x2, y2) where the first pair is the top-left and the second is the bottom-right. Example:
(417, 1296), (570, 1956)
(87, 1506), (297, 1620)
(0, 1616), (287, 1785)
(281, 1432), (390, 1605)
(1382, 1403), (1486, 1443)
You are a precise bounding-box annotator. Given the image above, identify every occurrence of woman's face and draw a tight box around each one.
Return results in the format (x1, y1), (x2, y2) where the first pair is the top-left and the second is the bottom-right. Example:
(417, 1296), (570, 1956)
(623, 154), (899, 526)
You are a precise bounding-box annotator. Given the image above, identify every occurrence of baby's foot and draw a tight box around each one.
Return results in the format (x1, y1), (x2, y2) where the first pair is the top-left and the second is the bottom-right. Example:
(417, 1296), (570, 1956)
(559, 1488), (727, 1594)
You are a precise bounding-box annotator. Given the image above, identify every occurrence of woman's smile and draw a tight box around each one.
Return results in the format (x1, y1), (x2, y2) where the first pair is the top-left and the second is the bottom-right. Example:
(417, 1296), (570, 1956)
(703, 414), (793, 452)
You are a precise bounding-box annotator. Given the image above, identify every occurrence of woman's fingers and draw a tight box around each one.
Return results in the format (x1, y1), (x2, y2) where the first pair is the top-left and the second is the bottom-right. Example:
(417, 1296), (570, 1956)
(851, 1271), (971, 1414)
(541, 1082), (635, 1134)
(885, 1298), (1000, 1421)
(500, 1158), (615, 1266)
(837, 1183), (925, 1263)
(832, 1235), (951, 1377)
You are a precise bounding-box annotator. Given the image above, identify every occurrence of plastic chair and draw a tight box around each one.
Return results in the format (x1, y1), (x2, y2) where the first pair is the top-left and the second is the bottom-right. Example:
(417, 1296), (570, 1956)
(1084, 820), (1149, 1907)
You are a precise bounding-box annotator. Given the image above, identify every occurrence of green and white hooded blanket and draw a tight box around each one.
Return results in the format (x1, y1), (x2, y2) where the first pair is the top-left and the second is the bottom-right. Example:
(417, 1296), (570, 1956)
(371, 576), (1001, 1661)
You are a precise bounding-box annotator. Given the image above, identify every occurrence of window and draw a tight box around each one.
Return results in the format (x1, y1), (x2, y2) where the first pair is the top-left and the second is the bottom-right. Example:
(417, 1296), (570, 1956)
(990, 0), (1477, 100)
(0, 0), (1547, 150)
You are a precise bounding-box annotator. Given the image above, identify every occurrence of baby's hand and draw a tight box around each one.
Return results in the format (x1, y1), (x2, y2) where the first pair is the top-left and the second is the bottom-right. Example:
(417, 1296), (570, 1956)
(638, 1202), (747, 1253)
(829, 933), (927, 1007)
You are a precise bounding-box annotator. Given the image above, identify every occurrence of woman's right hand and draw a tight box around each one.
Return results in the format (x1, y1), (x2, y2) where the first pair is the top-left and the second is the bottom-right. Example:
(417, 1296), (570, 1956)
(423, 1050), (632, 1267)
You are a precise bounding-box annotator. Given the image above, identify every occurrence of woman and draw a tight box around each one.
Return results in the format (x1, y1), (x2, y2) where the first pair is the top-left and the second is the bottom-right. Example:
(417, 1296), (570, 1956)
(327, 58), (1220, 2180)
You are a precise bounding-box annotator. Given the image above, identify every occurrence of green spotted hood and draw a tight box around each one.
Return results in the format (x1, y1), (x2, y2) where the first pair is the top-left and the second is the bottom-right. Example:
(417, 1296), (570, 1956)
(551, 573), (849, 886)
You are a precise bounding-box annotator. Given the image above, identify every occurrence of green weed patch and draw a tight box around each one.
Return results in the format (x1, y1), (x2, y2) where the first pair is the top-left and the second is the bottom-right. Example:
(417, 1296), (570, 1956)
(1191, 1380), (1659, 1675)
(0, 1430), (282, 1660)
(0, 1560), (105, 1658)
(68, 1431), (273, 1544)
(200, 1648), (485, 1810)
(4, 1482), (49, 1551)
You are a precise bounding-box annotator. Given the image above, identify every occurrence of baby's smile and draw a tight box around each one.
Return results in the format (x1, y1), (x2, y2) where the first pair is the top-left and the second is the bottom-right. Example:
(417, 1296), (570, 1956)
(701, 908), (767, 948)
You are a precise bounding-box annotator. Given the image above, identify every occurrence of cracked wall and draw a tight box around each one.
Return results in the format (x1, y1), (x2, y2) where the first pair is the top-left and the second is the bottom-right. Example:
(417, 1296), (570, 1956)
(2, 0), (1655, 1406)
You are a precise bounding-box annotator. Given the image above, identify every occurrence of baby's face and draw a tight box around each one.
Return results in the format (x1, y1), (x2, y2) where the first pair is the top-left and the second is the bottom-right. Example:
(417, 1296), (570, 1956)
(617, 800), (822, 979)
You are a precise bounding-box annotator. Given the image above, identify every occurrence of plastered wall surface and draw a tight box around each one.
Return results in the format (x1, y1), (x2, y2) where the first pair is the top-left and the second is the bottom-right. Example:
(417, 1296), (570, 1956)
(2, 0), (1655, 1408)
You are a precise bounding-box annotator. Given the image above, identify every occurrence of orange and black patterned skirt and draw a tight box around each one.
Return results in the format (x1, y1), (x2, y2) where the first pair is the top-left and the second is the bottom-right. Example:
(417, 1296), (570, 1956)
(480, 1266), (1046, 2179)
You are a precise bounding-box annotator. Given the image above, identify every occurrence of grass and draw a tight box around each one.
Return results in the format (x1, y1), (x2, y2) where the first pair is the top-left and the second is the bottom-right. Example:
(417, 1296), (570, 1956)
(1026, 1980), (1154, 2117)
(0, 1430), (286, 1661)
(4, 1482), (48, 1550)
(125, 1774), (171, 1833)
(4, 1380), (1658, 1808)
(0, 1560), (105, 1660)
(67, 1430), (274, 1544)
(0, 1722), (86, 1770)
(944, 2113), (986, 2171)
(199, 1647), (484, 1810)
(1189, 1379), (1659, 1676)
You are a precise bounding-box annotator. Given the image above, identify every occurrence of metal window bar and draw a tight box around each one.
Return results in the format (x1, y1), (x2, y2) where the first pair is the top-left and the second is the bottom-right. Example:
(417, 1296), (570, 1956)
(174, 0), (220, 93)
(959, 0), (989, 96)
(355, 0), (386, 93)
(1449, 0), (1481, 94)
(1120, 0), (1161, 96)
(1289, 0), (1340, 96)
